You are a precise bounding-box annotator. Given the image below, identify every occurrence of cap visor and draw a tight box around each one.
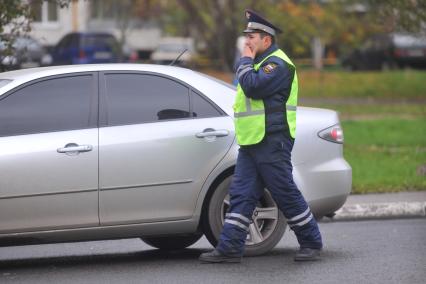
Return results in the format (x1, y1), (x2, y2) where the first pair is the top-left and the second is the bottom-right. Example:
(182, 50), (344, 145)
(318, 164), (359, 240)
(243, 28), (257, 34)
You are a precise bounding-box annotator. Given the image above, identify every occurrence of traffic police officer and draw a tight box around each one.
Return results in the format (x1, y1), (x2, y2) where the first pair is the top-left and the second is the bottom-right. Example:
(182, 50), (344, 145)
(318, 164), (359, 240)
(199, 9), (323, 263)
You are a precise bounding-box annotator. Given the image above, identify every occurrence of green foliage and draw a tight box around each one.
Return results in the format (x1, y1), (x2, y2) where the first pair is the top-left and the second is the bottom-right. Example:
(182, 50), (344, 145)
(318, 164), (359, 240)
(366, 0), (426, 33)
(0, 0), (71, 71)
(157, 0), (426, 69)
(0, 0), (31, 71)
(0, 0), (70, 38)
(158, 0), (252, 71)
(0, 0), (32, 40)
(310, 103), (426, 120)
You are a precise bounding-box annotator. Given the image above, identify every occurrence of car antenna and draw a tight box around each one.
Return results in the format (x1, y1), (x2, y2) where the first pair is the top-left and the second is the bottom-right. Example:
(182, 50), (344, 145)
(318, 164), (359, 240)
(169, 49), (187, 66)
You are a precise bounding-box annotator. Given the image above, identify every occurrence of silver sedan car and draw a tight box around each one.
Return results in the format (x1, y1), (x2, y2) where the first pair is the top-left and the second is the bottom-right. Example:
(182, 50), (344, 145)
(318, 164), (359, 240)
(0, 64), (351, 255)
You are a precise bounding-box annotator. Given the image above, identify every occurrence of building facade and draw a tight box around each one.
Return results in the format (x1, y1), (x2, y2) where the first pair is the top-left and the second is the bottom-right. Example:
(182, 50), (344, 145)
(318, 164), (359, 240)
(29, 0), (161, 56)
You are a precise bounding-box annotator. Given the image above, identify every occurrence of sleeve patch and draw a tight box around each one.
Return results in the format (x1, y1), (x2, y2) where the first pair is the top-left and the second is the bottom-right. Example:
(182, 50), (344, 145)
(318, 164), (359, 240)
(263, 63), (278, 74)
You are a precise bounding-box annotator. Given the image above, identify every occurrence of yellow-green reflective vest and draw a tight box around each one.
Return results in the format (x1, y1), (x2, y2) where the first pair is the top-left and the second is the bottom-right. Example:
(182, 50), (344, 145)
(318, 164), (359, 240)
(234, 49), (298, 145)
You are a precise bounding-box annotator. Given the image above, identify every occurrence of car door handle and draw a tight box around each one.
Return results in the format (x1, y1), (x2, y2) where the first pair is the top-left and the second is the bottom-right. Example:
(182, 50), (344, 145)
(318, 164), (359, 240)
(196, 129), (229, 138)
(57, 144), (93, 154)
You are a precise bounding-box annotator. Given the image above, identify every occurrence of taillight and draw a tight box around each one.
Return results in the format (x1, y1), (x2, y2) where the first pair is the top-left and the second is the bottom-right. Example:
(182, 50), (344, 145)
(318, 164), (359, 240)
(79, 49), (86, 59)
(394, 48), (406, 57)
(318, 124), (344, 144)
(129, 51), (139, 62)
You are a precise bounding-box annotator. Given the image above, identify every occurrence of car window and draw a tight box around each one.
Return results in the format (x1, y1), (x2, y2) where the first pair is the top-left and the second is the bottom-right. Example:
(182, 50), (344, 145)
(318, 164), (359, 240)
(57, 34), (72, 49)
(0, 74), (96, 137)
(70, 34), (79, 48)
(191, 90), (222, 118)
(82, 35), (118, 51)
(102, 73), (190, 126)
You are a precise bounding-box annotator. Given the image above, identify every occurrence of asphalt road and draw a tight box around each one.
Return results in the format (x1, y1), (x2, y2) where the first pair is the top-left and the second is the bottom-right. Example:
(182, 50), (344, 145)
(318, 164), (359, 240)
(0, 219), (425, 284)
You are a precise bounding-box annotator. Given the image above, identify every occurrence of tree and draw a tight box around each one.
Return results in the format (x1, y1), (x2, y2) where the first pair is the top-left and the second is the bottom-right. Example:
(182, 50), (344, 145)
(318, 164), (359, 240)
(0, 0), (32, 71)
(3, 1), (425, 72)
(157, 0), (426, 70)
(366, 0), (426, 34)
(155, 0), (250, 71)
(0, 0), (72, 45)
(156, 0), (375, 70)
(0, 0), (71, 71)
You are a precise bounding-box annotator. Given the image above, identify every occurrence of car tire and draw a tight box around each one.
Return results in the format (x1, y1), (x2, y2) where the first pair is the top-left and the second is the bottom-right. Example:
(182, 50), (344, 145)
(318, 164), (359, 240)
(202, 175), (287, 256)
(141, 233), (202, 250)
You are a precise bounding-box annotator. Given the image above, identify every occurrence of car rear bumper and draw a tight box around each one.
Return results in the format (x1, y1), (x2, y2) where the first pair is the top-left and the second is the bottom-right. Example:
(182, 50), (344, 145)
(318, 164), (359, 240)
(294, 157), (352, 217)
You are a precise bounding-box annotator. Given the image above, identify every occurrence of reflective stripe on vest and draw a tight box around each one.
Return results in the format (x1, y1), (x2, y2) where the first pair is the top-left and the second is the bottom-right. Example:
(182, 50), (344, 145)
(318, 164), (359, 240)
(234, 49), (298, 145)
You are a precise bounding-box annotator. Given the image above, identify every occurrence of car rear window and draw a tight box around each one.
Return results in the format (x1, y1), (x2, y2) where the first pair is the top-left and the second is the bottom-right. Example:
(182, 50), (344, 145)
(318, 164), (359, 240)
(81, 35), (118, 49)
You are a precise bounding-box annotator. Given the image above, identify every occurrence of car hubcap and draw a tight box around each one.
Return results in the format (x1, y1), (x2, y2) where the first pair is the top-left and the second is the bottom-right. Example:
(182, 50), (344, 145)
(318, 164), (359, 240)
(220, 190), (279, 246)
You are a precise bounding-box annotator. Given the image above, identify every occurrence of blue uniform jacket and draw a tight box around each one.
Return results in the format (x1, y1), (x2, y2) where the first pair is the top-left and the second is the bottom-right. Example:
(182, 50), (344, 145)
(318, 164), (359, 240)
(235, 44), (295, 136)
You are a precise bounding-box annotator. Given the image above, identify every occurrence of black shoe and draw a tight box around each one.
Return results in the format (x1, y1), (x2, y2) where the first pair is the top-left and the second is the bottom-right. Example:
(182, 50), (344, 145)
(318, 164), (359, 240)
(294, 248), (321, 261)
(199, 249), (242, 263)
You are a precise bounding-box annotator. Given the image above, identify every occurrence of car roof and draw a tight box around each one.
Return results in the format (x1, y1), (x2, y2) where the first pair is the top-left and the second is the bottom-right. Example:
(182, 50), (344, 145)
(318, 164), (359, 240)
(0, 64), (191, 79)
(0, 64), (235, 116)
(66, 32), (115, 37)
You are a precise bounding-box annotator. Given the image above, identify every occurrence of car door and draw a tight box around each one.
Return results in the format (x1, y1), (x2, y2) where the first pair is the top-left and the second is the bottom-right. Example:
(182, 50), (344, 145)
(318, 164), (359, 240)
(0, 73), (99, 233)
(98, 72), (234, 225)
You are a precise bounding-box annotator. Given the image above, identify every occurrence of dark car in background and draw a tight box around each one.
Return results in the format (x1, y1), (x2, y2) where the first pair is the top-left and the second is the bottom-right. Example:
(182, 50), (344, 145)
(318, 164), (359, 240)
(51, 32), (120, 65)
(0, 36), (51, 71)
(342, 33), (426, 70)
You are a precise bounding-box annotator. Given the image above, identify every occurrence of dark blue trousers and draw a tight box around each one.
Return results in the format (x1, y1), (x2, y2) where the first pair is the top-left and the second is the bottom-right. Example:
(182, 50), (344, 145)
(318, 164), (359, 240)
(216, 132), (323, 256)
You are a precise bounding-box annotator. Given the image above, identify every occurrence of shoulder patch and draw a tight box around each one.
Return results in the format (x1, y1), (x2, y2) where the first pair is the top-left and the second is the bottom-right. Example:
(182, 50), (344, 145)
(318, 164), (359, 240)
(263, 63), (278, 74)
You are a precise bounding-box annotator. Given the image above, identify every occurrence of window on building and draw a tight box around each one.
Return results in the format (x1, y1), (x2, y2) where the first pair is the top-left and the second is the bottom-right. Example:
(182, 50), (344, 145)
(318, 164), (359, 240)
(31, 1), (58, 23)
(91, 0), (116, 19)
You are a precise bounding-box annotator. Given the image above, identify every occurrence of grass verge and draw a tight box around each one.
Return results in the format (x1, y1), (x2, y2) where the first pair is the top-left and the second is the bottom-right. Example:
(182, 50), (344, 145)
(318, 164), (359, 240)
(304, 103), (426, 120)
(299, 70), (426, 99)
(342, 118), (426, 194)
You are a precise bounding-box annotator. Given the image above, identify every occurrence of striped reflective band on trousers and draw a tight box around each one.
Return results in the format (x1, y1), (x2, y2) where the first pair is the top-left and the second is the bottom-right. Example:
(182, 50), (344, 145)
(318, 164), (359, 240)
(225, 213), (251, 231)
(286, 208), (314, 228)
(234, 105), (297, 118)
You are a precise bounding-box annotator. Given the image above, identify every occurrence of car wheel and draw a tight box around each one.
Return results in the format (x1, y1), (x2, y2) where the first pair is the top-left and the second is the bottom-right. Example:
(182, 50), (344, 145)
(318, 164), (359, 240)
(141, 233), (202, 250)
(202, 176), (287, 256)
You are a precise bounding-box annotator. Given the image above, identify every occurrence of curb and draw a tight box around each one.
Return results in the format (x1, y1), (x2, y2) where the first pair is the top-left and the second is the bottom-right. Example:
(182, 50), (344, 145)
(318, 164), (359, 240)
(323, 202), (426, 222)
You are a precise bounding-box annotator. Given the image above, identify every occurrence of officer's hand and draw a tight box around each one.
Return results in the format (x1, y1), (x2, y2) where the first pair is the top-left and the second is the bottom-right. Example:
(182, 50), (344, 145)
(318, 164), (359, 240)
(242, 44), (255, 59)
